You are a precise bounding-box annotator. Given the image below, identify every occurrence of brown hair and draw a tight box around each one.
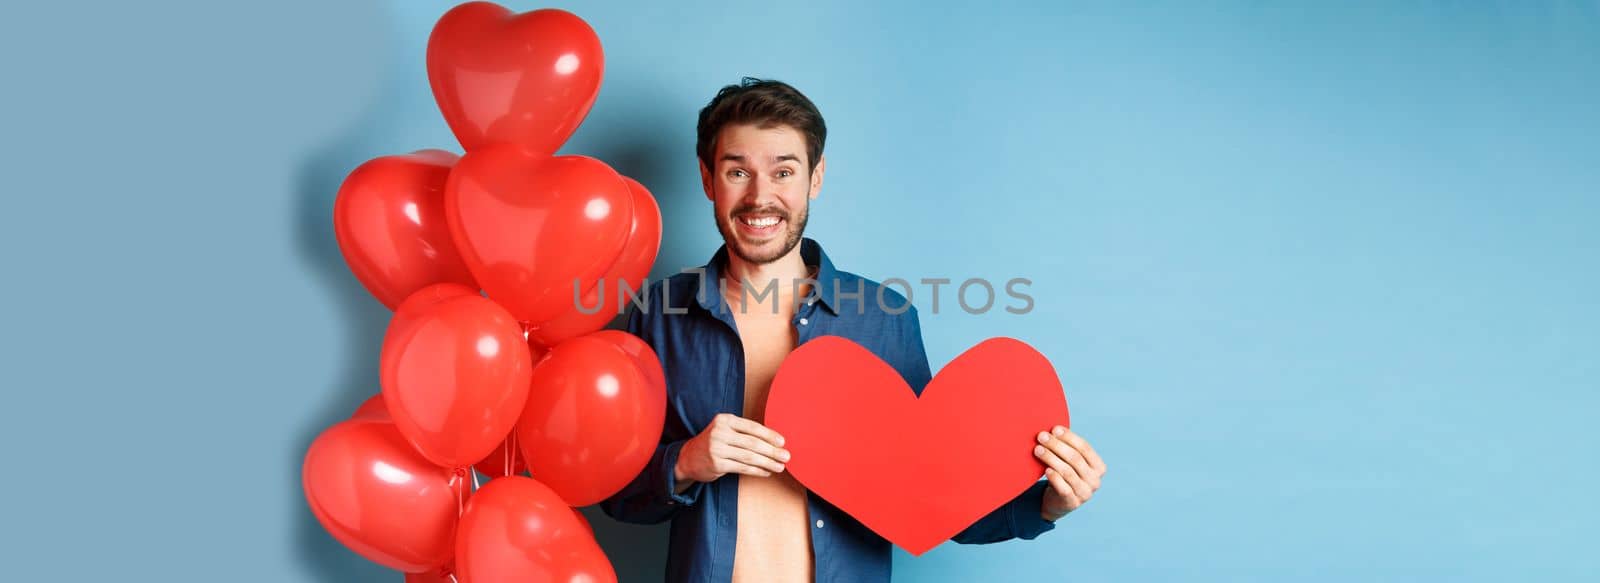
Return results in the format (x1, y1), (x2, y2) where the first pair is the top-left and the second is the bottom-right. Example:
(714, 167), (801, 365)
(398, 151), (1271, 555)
(696, 77), (827, 174)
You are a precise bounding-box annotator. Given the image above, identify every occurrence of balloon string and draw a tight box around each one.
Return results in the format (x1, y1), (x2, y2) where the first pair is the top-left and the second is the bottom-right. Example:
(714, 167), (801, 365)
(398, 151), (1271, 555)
(471, 466), (481, 491)
(504, 431), (517, 477)
(452, 467), (468, 516)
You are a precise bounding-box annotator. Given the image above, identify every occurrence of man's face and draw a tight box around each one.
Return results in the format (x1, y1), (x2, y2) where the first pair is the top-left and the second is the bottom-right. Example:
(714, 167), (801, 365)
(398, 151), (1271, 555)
(702, 123), (825, 265)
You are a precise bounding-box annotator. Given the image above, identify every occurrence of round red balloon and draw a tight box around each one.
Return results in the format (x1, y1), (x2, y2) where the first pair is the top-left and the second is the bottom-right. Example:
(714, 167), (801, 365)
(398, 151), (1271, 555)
(455, 477), (616, 583)
(385, 283), (481, 346)
(589, 330), (667, 398)
(334, 150), (477, 310)
(381, 290), (533, 468)
(571, 506), (595, 537)
(427, 2), (603, 155)
(526, 176), (662, 347)
(446, 147), (634, 327)
(303, 419), (462, 573)
(516, 332), (666, 506)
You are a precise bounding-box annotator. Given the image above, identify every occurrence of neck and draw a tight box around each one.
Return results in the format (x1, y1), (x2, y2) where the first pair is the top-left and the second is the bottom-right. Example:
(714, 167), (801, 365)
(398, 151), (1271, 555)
(721, 242), (811, 316)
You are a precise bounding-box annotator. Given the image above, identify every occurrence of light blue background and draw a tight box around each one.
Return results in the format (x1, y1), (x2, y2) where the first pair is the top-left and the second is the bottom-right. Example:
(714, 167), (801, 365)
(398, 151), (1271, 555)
(1, 1), (1595, 581)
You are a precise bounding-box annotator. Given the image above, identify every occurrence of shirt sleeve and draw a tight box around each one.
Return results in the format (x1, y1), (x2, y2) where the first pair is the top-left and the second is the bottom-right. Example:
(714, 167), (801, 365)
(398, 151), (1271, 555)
(598, 287), (708, 524)
(952, 480), (1058, 544)
(899, 306), (934, 394)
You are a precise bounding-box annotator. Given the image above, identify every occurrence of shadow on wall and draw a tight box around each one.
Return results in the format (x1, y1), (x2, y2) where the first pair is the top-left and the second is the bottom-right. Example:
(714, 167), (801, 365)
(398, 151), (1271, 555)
(287, 23), (413, 583)
(573, 85), (688, 583)
(286, 22), (691, 583)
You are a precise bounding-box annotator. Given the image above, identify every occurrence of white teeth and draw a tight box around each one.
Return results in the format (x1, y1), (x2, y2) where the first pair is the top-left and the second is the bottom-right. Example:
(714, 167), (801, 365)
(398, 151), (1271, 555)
(742, 216), (780, 227)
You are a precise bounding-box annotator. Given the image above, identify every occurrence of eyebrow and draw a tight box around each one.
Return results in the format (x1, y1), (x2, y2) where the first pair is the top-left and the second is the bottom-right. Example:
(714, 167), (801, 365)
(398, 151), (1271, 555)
(718, 153), (802, 165)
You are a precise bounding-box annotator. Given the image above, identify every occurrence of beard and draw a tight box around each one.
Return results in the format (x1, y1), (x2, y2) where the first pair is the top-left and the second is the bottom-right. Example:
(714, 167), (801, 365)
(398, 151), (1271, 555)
(716, 198), (810, 265)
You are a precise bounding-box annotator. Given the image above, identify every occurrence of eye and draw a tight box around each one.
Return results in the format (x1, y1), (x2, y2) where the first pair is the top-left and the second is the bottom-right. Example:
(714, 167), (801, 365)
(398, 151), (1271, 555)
(777, 169), (794, 178)
(727, 169), (748, 180)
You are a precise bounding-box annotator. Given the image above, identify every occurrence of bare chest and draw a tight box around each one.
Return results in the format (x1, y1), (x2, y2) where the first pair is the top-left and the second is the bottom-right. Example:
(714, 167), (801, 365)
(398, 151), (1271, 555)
(731, 311), (798, 422)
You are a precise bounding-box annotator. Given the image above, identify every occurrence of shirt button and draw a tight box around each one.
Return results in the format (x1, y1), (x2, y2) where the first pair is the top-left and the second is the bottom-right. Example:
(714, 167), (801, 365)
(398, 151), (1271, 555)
(799, 318), (809, 326)
(816, 519), (825, 528)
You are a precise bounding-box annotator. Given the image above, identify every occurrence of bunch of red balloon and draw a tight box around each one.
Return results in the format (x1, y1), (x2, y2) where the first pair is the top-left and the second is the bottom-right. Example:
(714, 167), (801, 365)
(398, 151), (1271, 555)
(301, 4), (665, 582)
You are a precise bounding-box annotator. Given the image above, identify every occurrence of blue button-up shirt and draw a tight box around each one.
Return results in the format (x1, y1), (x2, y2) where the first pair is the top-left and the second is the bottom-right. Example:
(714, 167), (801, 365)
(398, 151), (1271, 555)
(599, 238), (1056, 582)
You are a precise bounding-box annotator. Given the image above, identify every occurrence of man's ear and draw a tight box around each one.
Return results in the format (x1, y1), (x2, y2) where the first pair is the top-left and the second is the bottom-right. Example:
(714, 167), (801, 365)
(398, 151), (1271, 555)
(809, 155), (826, 200)
(700, 161), (714, 201)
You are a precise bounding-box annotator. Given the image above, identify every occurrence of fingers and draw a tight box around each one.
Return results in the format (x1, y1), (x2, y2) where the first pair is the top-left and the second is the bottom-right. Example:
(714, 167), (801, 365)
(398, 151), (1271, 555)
(1036, 427), (1109, 518)
(725, 414), (787, 448)
(1058, 427), (1107, 474)
(1036, 426), (1105, 508)
(713, 440), (787, 474)
(1035, 440), (1094, 501)
(727, 432), (791, 465)
(716, 458), (774, 478)
(706, 414), (790, 477)
(1044, 468), (1081, 510)
(1037, 430), (1097, 490)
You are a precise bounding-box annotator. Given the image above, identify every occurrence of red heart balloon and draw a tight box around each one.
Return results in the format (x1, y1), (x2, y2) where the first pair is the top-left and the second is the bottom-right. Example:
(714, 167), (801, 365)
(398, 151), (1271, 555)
(380, 289), (533, 468)
(357, 392), (540, 487)
(765, 336), (1070, 555)
(427, 2), (603, 155)
(446, 146), (633, 326)
(333, 150), (477, 310)
(350, 393), (390, 421)
(455, 476), (617, 583)
(403, 565), (455, 583)
(525, 176), (662, 347)
(515, 332), (666, 507)
(302, 419), (464, 573)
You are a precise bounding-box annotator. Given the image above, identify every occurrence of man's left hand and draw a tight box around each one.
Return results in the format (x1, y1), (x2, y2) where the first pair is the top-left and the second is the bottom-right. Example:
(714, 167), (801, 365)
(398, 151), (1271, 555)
(1033, 426), (1106, 521)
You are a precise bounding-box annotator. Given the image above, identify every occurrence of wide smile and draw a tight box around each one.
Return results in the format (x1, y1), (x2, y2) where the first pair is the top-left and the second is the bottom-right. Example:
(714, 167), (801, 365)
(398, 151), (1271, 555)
(735, 213), (785, 239)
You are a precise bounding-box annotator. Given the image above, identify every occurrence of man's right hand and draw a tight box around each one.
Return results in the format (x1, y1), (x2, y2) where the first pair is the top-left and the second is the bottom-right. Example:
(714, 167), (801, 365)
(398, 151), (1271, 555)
(674, 413), (791, 490)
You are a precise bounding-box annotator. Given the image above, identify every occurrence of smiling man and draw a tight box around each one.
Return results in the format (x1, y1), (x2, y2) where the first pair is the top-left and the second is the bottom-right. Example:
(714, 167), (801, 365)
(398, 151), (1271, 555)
(600, 78), (1107, 583)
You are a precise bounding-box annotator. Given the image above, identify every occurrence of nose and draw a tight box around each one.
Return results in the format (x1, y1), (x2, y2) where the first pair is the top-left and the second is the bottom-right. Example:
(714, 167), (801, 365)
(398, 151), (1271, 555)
(738, 179), (780, 209)
(754, 175), (787, 208)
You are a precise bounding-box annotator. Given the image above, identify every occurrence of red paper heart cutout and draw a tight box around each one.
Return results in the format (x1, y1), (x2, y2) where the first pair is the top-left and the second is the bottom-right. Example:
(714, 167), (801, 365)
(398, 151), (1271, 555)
(427, 2), (603, 155)
(765, 336), (1069, 555)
